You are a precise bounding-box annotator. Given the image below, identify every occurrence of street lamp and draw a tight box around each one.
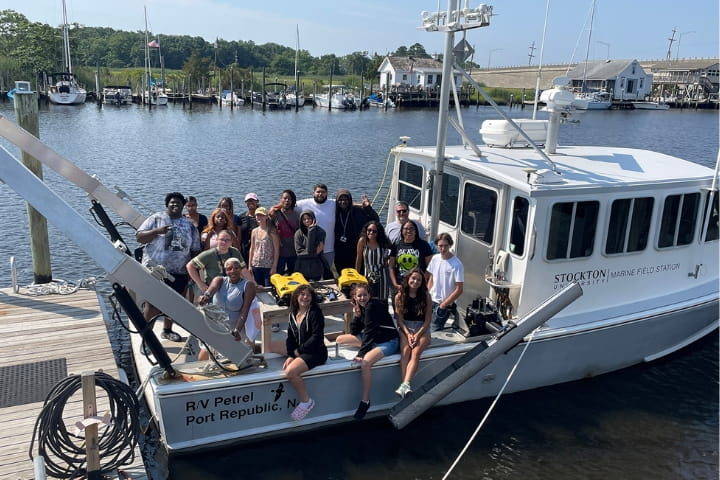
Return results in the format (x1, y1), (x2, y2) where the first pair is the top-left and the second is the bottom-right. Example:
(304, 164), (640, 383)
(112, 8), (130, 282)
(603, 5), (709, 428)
(676, 31), (695, 60)
(487, 48), (502, 69)
(596, 40), (610, 60)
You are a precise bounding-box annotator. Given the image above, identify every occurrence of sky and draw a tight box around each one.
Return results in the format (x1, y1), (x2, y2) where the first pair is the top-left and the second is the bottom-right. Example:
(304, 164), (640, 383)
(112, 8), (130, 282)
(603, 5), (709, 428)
(13, 0), (720, 66)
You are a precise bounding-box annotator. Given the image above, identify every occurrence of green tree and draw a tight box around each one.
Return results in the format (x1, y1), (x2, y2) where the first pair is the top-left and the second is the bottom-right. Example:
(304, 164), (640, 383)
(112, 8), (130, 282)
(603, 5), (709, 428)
(183, 49), (212, 88)
(407, 43), (430, 58)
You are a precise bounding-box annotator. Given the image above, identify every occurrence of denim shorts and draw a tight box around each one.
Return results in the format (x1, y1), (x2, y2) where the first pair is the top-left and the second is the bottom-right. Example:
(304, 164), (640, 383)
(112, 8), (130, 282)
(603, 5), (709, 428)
(375, 337), (399, 356)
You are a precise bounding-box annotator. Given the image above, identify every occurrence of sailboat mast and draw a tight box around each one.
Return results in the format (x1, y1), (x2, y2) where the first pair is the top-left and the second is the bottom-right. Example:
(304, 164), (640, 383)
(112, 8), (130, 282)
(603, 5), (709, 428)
(581, 0), (596, 93)
(294, 25), (300, 87)
(61, 0), (72, 73)
(144, 7), (151, 93)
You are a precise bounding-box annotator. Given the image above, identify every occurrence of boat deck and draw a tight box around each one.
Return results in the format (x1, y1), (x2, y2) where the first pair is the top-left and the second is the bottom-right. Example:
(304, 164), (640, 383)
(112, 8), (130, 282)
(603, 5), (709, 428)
(0, 287), (147, 480)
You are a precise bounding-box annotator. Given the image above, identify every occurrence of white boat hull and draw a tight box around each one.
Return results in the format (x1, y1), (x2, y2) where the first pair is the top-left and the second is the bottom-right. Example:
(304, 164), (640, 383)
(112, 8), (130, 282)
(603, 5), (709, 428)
(132, 295), (717, 453)
(632, 101), (670, 110)
(144, 91), (168, 106)
(572, 98), (611, 110)
(49, 91), (87, 105)
(314, 93), (356, 109)
(286, 93), (305, 107)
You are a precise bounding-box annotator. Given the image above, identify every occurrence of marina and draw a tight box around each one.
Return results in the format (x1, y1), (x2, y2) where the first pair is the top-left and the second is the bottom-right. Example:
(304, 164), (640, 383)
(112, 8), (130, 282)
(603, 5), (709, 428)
(0, 80), (718, 480)
(0, 2), (718, 477)
(0, 101), (717, 480)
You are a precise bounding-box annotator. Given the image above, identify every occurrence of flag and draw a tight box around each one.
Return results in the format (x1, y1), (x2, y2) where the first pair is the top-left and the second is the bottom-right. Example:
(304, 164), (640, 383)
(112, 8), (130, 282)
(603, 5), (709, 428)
(148, 39), (160, 48)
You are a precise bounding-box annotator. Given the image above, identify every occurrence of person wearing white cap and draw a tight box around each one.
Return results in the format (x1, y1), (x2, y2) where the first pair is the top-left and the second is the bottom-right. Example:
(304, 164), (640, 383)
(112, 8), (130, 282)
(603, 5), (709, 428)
(239, 192), (260, 263)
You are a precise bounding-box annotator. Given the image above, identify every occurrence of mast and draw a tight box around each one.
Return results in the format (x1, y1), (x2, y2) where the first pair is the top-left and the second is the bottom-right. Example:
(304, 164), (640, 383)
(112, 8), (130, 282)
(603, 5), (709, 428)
(61, 0), (72, 73)
(580, 0), (596, 93)
(422, 1), (492, 240)
(144, 7), (151, 88)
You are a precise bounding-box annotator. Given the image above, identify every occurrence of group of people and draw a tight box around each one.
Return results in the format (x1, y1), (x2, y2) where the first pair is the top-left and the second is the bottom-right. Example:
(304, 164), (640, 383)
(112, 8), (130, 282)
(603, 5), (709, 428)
(135, 187), (465, 422)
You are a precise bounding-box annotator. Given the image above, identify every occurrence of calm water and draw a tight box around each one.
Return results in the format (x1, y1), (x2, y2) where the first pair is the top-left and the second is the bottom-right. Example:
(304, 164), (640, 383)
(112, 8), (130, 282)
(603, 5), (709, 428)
(0, 101), (717, 479)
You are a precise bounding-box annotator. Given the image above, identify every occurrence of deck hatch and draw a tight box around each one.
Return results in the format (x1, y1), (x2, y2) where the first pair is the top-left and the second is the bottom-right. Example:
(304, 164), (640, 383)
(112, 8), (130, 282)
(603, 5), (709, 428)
(0, 358), (67, 407)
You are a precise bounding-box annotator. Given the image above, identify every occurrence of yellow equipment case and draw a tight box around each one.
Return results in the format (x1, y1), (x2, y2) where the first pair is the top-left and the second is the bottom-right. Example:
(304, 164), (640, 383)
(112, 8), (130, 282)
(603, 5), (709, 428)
(270, 272), (309, 305)
(337, 268), (368, 298)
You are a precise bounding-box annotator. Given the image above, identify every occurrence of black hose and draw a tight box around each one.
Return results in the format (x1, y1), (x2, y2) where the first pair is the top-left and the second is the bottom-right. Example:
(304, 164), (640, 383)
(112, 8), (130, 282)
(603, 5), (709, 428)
(29, 371), (141, 479)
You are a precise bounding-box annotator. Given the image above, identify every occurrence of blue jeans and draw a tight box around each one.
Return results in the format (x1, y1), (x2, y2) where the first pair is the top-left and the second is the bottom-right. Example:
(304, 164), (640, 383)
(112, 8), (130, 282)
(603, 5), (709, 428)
(375, 337), (399, 356)
(252, 267), (271, 287)
(431, 302), (452, 332)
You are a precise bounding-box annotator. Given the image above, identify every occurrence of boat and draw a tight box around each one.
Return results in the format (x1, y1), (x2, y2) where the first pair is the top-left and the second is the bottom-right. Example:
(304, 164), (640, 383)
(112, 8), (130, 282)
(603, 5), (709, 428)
(285, 87), (305, 108)
(314, 85), (357, 109)
(102, 85), (133, 105)
(570, 0), (611, 111)
(252, 83), (288, 110)
(631, 101), (670, 110)
(0, 2), (716, 455)
(221, 90), (244, 107)
(47, 0), (87, 105)
(142, 8), (168, 106)
(571, 90), (612, 110)
(366, 92), (396, 108)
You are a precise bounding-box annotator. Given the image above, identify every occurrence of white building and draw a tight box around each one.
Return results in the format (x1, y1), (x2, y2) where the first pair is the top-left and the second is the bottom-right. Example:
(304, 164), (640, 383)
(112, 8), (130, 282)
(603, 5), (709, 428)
(377, 56), (462, 90)
(566, 59), (653, 100)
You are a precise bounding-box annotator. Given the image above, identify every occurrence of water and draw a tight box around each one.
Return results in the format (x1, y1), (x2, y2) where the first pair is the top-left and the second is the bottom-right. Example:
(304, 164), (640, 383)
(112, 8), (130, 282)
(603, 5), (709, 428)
(0, 101), (717, 479)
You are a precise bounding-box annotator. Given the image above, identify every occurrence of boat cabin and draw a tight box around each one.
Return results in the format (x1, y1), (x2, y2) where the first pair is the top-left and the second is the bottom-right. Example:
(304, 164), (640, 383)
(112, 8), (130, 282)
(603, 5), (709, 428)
(388, 124), (719, 327)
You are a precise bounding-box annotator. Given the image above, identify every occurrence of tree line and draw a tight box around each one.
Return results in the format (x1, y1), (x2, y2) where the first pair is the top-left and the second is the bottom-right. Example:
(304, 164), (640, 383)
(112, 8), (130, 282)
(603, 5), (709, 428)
(0, 9), (434, 91)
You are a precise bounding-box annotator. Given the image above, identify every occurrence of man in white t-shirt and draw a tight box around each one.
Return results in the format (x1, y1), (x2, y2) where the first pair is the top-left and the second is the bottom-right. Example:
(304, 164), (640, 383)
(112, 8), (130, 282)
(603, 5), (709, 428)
(295, 183), (336, 269)
(426, 232), (464, 331)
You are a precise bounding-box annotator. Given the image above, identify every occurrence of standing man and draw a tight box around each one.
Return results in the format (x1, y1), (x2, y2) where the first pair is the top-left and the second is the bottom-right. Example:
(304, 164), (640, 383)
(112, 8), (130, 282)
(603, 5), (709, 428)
(136, 192), (201, 342)
(333, 189), (378, 273)
(427, 232), (464, 332)
(386, 201), (427, 244)
(296, 184), (336, 274)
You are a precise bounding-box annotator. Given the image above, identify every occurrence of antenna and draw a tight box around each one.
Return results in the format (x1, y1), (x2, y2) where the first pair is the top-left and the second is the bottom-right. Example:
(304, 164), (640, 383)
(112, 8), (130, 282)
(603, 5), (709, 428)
(666, 28), (677, 60)
(528, 41), (536, 66)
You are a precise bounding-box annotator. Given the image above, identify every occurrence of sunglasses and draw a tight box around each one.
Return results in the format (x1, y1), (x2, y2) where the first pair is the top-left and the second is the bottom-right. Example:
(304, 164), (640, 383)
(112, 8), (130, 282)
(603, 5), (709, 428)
(396, 209), (408, 214)
(366, 229), (378, 233)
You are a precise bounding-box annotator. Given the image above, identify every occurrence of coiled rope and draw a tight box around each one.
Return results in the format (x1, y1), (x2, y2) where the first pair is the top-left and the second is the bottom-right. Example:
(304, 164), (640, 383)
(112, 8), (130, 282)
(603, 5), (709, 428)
(20, 277), (98, 296)
(29, 371), (141, 479)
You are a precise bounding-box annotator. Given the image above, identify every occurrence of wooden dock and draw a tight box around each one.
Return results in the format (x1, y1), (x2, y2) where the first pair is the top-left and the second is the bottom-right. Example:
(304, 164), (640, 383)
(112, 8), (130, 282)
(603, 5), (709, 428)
(0, 287), (148, 480)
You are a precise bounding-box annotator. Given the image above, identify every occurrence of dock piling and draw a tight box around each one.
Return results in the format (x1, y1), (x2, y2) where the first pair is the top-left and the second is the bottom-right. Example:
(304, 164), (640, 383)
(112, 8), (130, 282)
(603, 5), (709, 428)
(13, 81), (52, 283)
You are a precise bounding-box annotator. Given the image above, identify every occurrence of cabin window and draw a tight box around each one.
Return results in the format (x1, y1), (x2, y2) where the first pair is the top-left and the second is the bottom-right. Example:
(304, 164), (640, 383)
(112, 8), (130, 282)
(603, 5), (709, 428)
(546, 201), (599, 260)
(427, 74), (433, 84)
(402, 74), (408, 81)
(397, 160), (424, 210)
(428, 173), (459, 226)
(509, 197), (529, 256)
(702, 190), (719, 242)
(460, 183), (496, 244)
(658, 193), (700, 248)
(605, 197), (654, 254)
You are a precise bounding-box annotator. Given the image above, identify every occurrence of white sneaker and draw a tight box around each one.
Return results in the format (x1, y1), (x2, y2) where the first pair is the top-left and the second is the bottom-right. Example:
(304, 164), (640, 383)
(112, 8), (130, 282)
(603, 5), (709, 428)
(395, 382), (411, 399)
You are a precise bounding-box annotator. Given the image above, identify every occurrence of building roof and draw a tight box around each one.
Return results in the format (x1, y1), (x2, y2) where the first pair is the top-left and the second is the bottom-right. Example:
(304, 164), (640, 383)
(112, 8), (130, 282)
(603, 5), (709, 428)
(566, 59), (639, 80)
(384, 56), (443, 72)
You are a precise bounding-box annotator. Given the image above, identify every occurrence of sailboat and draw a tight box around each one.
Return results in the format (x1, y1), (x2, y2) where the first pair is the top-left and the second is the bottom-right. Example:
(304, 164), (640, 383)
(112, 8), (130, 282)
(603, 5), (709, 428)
(47, 0), (86, 105)
(285, 26), (305, 108)
(143, 7), (168, 106)
(570, 0), (611, 110)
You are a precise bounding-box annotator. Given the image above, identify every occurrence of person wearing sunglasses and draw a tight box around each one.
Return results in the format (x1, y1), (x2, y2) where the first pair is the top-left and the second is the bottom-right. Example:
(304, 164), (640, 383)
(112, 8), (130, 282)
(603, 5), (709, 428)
(385, 201), (427, 244)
